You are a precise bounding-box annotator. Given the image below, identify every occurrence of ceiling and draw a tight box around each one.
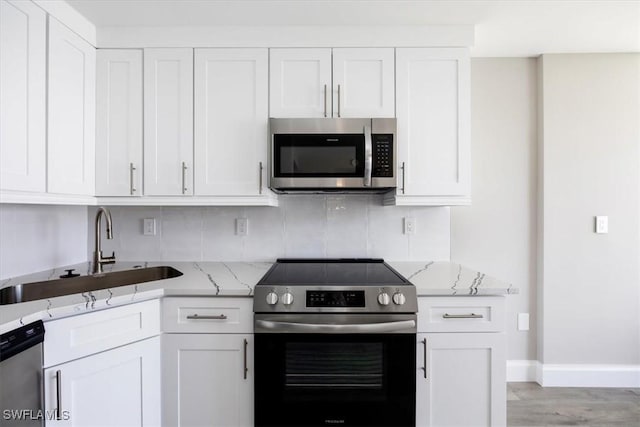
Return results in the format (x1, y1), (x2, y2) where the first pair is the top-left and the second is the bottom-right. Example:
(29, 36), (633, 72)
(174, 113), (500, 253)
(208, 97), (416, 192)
(65, 0), (640, 56)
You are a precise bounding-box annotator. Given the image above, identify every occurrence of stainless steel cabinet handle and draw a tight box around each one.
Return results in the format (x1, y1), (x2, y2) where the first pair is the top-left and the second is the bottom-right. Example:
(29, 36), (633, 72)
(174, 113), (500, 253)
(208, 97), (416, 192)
(56, 370), (62, 420)
(323, 84), (328, 117)
(186, 314), (228, 320)
(337, 84), (341, 117)
(129, 163), (136, 195)
(243, 338), (248, 380)
(421, 339), (427, 379)
(443, 313), (484, 319)
(255, 319), (416, 334)
(181, 162), (188, 194)
(401, 162), (406, 194)
(363, 125), (372, 187)
(259, 162), (263, 194)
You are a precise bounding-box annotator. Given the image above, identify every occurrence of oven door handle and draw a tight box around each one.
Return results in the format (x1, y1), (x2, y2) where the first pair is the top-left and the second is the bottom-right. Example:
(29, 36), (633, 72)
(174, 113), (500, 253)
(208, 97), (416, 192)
(255, 319), (416, 333)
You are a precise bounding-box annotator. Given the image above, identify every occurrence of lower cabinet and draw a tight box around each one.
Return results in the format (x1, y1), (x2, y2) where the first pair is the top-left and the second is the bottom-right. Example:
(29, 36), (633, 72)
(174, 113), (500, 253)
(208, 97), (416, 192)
(416, 296), (507, 427)
(162, 334), (254, 427)
(43, 336), (161, 426)
(416, 333), (506, 427)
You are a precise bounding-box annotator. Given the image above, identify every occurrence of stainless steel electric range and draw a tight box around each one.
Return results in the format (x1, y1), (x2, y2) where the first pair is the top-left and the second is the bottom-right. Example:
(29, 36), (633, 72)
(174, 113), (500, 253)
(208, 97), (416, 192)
(254, 259), (417, 427)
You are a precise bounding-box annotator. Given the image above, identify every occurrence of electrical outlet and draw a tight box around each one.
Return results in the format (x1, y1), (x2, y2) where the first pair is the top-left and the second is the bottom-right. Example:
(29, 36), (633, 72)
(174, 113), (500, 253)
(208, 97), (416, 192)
(236, 218), (249, 236)
(403, 217), (416, 235)
(517, 313), (530, 331)
(595, 216), (608, 234)
(143, 218), (156, 236)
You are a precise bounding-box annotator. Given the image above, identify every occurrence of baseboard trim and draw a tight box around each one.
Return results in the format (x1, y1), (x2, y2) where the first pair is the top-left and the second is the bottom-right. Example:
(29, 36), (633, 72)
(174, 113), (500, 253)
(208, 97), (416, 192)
(507, 360), (539, 382)
(507, 360), (640, 387)
(539, 363), (640, 388)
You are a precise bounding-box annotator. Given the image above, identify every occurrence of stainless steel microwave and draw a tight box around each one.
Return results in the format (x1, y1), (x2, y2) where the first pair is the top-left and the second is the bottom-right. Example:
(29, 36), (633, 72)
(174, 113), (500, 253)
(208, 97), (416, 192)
(269, 118), (397, 193)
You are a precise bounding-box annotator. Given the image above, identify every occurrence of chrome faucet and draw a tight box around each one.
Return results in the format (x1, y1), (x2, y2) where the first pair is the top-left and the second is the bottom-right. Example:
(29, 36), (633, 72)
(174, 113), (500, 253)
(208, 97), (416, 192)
(92, 207), (116, 275)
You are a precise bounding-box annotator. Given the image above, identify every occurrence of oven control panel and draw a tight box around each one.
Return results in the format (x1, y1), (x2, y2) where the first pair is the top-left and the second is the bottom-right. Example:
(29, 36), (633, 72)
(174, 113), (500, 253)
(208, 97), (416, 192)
(306, 290), (365, 308)
(254, 286), (417, 313)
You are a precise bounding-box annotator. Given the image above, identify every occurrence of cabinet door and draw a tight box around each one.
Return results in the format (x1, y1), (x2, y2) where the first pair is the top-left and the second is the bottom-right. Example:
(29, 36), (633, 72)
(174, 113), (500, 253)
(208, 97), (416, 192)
(416, 333), (506, 427)
(144, 48), (193, 196)
(0, 0), (46, 192)
(194, 49), (268, 196)
(96, 49), (143, 196)
(332, 48), (395, 118)
(269, 48), (331, 118)
(396, 48), (470, 198)
(44, 336), (161, 427)
(47, 17), (96, 195)
(162, 334), (253, 427)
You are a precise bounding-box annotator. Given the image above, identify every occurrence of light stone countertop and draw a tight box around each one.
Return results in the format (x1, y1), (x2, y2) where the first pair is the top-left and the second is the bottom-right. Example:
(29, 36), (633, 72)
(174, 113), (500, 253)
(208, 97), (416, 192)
(0, 260), (516, 334)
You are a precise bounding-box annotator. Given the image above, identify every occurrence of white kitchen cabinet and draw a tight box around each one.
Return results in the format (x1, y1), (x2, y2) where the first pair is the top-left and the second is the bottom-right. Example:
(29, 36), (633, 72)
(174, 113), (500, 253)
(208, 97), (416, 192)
(269, 48), (331, 118)
(44, 336), (161, 427)
(270, 48), (394, 118)
(386, 48), (470, 206)
(144, 48), (194, 196)
(96, 49), (143, 196)
(162, 334), (254, 427)
(0, 0), (46, 192)
(47, 17), (96, 195)
(416, 333), (506, 427)
(416, 296), (506, 427)
(194, 48), (269, 197)
(332, 48), (395, 118)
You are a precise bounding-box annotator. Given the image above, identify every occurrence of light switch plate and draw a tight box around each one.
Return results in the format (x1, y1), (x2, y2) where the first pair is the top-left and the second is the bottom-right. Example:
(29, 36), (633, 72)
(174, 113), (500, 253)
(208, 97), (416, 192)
(236, 218), (249, 236)
(595, 216), (608, 234)
(143, 218), (156, 236)
(517, 313), (530, 331)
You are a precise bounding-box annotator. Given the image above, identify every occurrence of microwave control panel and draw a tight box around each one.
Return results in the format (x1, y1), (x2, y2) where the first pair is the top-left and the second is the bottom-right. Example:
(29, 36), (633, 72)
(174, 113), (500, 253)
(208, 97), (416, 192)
(372, 135), (393, 177)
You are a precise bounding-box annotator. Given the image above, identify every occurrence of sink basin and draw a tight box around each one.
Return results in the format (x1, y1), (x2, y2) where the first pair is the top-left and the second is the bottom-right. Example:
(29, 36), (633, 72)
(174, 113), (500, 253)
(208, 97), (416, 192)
(0, 266), (183, 305)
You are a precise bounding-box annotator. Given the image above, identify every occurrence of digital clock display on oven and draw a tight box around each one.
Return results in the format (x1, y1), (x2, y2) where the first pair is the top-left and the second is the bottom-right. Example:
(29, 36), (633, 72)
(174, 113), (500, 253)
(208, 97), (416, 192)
(306, 290), (366, 307)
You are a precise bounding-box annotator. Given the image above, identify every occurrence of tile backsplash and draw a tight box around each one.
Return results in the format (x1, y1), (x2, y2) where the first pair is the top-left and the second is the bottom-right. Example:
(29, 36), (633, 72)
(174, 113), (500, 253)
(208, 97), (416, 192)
(90, 195), (451, 262)
(0, 204), (88, 280)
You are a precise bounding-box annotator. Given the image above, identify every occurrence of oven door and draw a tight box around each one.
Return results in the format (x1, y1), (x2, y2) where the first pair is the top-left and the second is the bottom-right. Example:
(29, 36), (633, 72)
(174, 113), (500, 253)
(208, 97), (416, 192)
(254, 314), (416, 427)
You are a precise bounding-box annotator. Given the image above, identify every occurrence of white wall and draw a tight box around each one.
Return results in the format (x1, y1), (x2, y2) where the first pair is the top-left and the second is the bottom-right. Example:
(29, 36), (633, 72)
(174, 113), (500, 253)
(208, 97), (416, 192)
(539, 54), (640, 368)
(0, 204), (88, 280)
(88, 196), (451, 262)
(451, 58), (538, 362)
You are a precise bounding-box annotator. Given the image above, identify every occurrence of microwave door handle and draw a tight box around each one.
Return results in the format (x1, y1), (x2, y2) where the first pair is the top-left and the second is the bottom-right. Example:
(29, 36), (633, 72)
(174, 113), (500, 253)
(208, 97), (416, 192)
(255, 319), (416, 334)
(363, 124), (372, 187)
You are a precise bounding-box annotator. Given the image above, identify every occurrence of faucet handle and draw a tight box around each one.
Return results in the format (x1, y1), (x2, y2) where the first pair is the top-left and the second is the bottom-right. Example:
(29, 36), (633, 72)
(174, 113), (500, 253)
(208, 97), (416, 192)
(104, 252), (116, 263)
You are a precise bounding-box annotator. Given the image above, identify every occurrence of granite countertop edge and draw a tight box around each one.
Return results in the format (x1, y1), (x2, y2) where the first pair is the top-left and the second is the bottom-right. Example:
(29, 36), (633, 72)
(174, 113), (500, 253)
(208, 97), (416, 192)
(0, 260), (517, 334)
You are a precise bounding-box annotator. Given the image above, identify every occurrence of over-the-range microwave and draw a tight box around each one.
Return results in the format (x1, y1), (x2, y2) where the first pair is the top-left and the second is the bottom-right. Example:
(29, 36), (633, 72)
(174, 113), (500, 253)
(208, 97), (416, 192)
(269, 118), (397, 193)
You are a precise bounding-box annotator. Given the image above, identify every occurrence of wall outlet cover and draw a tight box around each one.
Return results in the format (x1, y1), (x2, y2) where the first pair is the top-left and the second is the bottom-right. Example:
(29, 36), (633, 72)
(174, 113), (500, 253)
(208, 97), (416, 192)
(595, 216), (608, 234)
(236, 218), (249, 236)
(143, 218), (156, 236)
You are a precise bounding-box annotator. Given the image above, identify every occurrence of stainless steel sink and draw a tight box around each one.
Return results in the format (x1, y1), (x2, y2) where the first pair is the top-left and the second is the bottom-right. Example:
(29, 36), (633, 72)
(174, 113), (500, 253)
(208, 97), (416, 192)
(0, 266), (183, 305)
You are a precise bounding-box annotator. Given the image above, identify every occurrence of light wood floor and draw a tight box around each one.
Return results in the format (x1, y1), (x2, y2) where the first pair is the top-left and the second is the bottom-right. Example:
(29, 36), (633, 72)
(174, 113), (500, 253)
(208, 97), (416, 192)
(507, 382), (640, 426)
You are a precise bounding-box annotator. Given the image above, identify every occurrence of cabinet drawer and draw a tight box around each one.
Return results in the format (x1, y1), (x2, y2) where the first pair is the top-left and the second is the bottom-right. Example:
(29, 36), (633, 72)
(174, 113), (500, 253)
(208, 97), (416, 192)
(44, 299), (161, 367)
(162, 297), (253, 333)
(418, 297), (505, 333)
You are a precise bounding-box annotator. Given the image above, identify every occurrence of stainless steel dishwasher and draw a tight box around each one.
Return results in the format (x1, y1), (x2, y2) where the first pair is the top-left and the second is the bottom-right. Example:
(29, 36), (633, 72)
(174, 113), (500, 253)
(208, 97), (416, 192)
(0, 320), (45, 426)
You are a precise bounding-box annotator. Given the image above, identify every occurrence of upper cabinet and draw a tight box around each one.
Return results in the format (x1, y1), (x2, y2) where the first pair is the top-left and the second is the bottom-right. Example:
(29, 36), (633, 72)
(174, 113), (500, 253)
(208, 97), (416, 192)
(386, 48), (470, 206)
(95, 49), (143, 197)
(269, 48), (395, 118)
(0, 0), (46, 193)
(194, 48), (269, 197)
(143, 48), (194, 196)
(47, 17), (96, 196)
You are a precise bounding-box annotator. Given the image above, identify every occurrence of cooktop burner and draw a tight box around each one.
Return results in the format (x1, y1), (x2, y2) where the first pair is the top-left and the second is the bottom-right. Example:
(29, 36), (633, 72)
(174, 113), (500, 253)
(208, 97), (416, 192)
(254, 258), (417, 314)
(258, 258), (411, 287)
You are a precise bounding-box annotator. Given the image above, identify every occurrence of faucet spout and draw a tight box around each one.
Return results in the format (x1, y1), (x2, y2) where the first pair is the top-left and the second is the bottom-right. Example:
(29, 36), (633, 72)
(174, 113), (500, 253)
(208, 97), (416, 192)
(93, 207), (116, 275)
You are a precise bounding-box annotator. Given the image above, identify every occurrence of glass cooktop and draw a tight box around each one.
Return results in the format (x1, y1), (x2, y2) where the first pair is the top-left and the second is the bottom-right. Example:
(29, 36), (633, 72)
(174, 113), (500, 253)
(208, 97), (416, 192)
(258, 258), (411, 287)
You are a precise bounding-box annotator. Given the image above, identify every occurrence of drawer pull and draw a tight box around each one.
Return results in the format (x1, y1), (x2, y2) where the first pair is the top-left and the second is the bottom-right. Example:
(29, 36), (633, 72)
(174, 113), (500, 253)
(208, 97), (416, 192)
(443, 313), (483, 319)
(421, 338), (427, 379)
(186, 314), (228, 320)
(243, 338), (248, 380)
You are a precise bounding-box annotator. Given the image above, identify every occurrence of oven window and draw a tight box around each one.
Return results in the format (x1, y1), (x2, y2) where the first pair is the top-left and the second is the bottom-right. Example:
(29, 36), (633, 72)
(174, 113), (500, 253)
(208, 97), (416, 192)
(285, 342), (383, 389)
(273, 134), (365, 177)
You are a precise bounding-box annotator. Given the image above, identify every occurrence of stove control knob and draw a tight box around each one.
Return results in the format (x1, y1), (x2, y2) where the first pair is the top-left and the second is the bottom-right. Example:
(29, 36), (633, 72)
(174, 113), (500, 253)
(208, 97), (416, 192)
(377, 292), (390, 306)
(265, 292), (279, 305)
(282, 292), (294, 306)
(393, 292), (406, 306)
